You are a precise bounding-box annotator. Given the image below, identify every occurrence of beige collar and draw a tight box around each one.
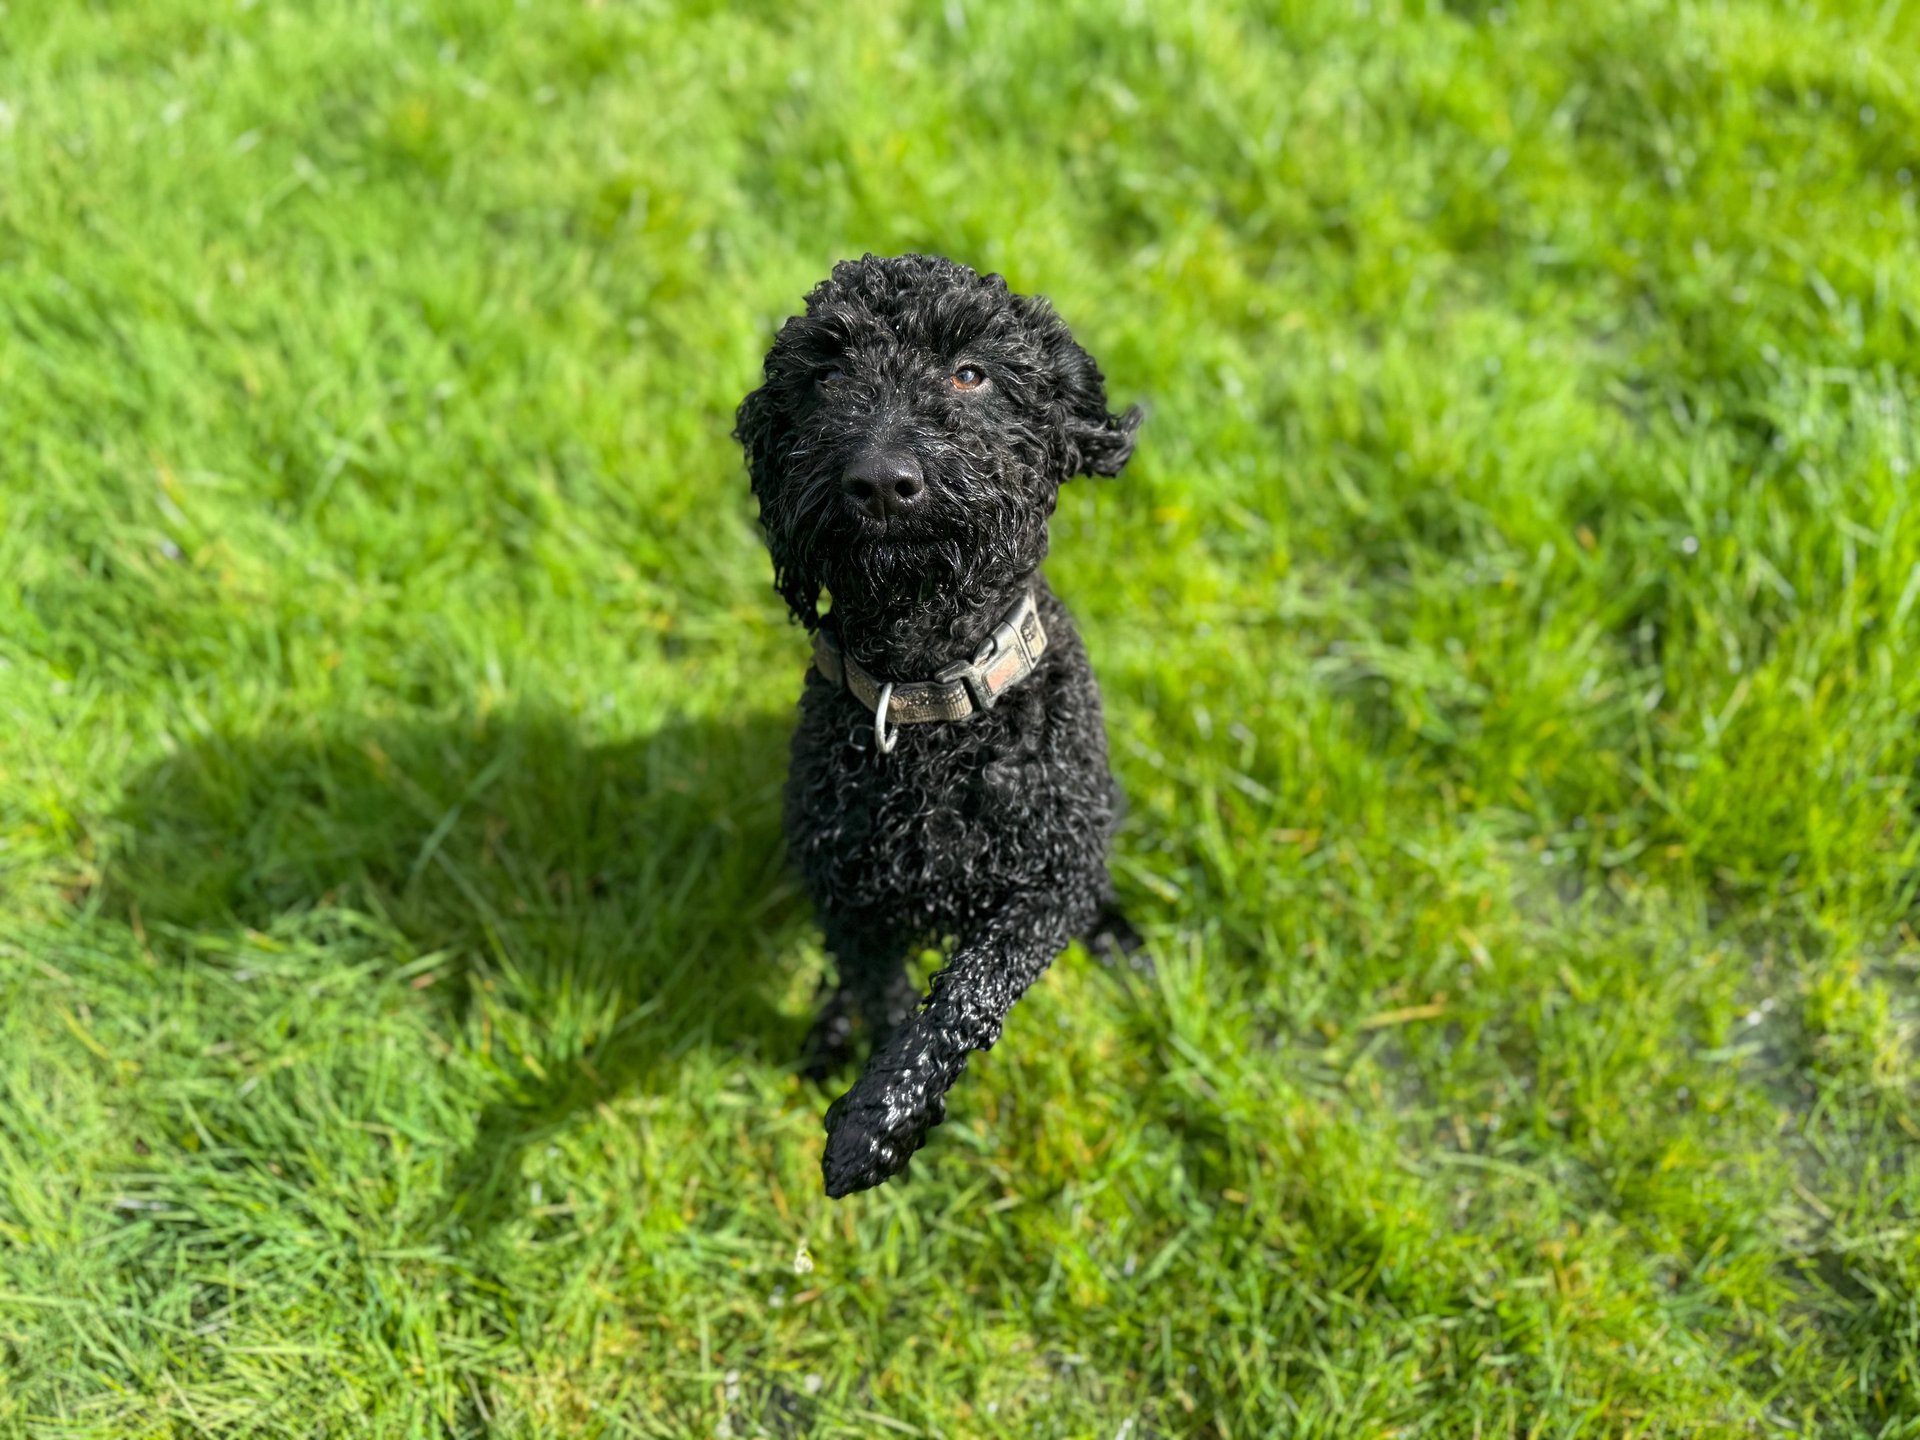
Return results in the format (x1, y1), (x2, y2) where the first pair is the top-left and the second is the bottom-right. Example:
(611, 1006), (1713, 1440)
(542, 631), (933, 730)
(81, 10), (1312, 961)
(812, 589), (1049, 753)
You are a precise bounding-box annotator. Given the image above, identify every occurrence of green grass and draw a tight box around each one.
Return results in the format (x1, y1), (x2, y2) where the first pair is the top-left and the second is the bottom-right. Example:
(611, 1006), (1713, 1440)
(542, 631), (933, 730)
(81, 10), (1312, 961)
(3, 0), (1918, 1433)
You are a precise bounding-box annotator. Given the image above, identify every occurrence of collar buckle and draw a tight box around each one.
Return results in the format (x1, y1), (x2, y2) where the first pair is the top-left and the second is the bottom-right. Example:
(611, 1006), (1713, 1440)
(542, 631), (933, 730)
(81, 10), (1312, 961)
(933, 652), (995, 713)
(934, 590), (1047, 713)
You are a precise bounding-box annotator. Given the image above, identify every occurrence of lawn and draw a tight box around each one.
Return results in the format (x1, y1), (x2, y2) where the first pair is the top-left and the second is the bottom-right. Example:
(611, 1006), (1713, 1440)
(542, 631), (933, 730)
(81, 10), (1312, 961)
(3, 0), (1918, 1434)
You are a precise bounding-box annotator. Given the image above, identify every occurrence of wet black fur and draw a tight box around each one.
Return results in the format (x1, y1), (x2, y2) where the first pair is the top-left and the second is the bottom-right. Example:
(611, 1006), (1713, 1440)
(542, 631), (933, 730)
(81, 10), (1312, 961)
(735, 254), (1142, 1196)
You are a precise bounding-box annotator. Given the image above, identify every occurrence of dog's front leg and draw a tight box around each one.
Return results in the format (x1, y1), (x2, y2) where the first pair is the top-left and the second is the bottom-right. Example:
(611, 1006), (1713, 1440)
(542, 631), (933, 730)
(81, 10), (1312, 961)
(800, 913), (912, 1080)
(821, 894), (1074, 1197)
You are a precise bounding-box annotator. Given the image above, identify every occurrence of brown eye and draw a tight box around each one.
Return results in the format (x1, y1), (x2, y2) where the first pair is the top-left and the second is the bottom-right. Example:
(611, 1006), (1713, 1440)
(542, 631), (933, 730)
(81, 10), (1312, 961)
(817, 365), (846, 387)
(952, 365), (986, 391)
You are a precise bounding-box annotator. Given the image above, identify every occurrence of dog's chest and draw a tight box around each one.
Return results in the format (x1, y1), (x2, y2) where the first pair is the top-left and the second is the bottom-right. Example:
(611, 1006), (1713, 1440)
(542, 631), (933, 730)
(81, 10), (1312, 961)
(785, 673), (1106, 926)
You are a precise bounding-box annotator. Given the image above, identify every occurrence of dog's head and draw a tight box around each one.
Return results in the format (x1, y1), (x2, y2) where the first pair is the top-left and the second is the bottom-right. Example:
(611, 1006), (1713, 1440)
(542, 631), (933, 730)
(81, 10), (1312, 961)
(735, 254), (1140, 625)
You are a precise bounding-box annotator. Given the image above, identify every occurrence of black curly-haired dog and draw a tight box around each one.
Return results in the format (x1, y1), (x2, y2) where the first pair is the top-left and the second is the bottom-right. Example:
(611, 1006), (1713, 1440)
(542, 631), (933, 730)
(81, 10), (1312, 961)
(735, 253), (1142, 1197)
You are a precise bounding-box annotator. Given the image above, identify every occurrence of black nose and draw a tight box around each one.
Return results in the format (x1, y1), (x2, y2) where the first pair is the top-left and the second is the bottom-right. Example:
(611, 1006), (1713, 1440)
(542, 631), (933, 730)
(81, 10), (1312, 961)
(841, 449), (925, 520)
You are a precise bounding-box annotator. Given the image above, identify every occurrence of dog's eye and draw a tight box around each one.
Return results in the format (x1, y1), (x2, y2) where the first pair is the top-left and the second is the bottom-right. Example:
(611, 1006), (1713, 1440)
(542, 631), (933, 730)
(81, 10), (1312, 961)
(816, 366), (846, 387)
(951, 365), (987, 391)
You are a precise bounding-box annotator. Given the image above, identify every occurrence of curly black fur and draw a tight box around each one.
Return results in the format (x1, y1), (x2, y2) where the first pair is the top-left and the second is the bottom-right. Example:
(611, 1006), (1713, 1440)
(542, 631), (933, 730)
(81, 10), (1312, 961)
(735, 254), (1142, 1197)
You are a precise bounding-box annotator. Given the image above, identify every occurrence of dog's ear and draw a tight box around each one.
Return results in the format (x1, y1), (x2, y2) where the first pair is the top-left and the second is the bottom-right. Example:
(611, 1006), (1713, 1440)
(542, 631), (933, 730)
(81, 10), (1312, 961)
(1067, 389), (1144, 479)
(1023, 297), (1142, 480)
(734, 379), (821, 628)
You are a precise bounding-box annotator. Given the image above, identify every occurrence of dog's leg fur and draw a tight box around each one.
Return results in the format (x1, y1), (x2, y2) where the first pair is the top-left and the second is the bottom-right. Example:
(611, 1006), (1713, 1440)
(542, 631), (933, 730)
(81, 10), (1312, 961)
(800, 915), (918, 1079)
(797, 976), (857, 1080)
(822, 893), (1074, 1196)
(855, 964), (921, 1047)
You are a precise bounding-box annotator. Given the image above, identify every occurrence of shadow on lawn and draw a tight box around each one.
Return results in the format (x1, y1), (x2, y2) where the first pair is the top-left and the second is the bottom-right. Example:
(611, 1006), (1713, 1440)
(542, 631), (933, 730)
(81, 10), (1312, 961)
(103, 705), (814, 1233)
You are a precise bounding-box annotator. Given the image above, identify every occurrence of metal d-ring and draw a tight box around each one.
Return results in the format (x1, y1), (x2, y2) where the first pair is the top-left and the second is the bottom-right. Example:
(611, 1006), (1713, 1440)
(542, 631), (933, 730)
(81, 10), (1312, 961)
(872, 681), (899, 754)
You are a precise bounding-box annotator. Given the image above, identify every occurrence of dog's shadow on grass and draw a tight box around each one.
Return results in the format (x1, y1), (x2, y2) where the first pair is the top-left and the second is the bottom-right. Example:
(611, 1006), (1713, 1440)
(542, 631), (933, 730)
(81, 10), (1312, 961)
(104, 706), (813, 1235)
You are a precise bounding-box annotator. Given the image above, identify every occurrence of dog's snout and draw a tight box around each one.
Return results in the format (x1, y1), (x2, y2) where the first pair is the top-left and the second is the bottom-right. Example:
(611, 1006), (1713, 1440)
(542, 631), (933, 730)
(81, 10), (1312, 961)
(841, 449), (925, 521)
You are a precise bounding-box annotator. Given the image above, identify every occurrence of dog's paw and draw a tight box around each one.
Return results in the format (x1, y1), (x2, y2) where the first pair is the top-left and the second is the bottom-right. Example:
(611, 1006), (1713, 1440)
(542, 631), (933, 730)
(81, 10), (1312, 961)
(821, 1084), (946, 1198)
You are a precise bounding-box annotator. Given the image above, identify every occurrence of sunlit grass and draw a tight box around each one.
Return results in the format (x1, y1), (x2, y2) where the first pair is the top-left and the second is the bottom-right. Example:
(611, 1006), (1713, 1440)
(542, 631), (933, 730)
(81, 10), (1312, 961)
(2, 1), (1917, 1434)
